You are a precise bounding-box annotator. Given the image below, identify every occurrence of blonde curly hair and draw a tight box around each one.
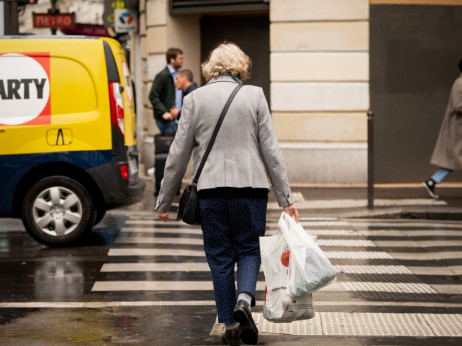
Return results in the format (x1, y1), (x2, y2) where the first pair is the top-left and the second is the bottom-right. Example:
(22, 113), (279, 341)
(201, 42), (252, 82)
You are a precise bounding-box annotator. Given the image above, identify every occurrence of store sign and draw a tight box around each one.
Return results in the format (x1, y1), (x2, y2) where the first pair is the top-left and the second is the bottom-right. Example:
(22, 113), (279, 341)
(104, 0), (126, 27)
(33, 13), (75, 28)
(114, 9), (136, 33)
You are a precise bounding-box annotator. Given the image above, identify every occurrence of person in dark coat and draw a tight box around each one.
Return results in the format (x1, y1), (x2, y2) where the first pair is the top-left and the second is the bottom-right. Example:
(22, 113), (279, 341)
(423, 58), (462, 199)
(148, 47), (184, 134)
(172, 69), (199, 120)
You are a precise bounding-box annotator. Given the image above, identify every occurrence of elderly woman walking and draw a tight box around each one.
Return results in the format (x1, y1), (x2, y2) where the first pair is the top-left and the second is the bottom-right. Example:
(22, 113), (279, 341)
(155, 42), (298, 345)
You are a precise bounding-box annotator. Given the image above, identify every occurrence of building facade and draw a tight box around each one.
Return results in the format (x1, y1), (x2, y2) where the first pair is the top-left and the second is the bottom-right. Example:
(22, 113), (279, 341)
(138, 0), (370, 184)
(13, 0), (462, 184)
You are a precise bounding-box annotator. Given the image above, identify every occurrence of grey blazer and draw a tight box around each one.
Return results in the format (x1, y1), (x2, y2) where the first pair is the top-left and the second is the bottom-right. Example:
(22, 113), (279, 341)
(155, 75), (293, 213)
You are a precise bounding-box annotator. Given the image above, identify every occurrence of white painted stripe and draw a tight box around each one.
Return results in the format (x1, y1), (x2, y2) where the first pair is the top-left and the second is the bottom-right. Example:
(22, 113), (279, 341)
(108, 248), (205, 257)
(278, 142), (367, 150)
(107, 210), (159, 217)
(349, 221), (462, 228)
(324, 251), (393, 259)
(302, 217), (340, 220)
(374, 240), (462, 247)
(334, 265), (413, 275)
(101, 263), (210, 272)
(92, 281), (438, 295)
(92, 280), (215, 291)
(115, 237), (203, 245)
(126, 220), (199, 226)
(300, 221), (350, 227)
(269, 199), (447, 210)
(306, 229), (358, 235)
(391, 251), (462, 260)
(110, 249), (395, 259)
(317, 239), (376, 247)
(101, 263), (414, 276)
(3, 301), (462, 309)
(94, 281), (330, 292)
(121, 227), (202, 235)
(360, 230), (462, 236)
(341, 281), (438, 294)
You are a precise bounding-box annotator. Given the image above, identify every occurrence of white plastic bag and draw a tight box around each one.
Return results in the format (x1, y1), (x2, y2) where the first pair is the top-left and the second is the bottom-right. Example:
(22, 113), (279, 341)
(279, 212), (336, 296)
(260, 230), (315, 322)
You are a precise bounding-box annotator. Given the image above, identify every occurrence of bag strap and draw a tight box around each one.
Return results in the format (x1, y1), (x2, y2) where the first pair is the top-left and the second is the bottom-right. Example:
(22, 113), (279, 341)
(192, 84), (243, 185)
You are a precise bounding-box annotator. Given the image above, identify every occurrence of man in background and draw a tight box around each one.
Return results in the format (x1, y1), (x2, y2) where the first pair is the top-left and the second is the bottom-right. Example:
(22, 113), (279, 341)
(149, 47), (184, 134)
(171, 69), (199, 120)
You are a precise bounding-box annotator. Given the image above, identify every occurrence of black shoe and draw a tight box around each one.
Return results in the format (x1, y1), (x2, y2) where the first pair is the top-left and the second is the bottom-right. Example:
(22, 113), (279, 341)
(423, 179), (439, 199)
(233, 300), (258, 345)
(221, 327), (240, 345)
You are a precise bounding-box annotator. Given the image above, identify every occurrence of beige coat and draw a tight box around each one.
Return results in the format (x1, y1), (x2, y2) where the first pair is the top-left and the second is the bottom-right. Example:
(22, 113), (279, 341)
(155, 75), (293, 213)
(431, 74), (462, 170)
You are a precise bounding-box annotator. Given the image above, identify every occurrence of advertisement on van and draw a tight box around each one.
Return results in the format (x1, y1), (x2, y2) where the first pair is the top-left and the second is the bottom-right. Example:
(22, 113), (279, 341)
(0, 52), (51, 126)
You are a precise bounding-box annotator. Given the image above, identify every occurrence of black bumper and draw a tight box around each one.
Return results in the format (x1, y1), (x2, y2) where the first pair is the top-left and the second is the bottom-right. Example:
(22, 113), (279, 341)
(86, 161), (145, 210)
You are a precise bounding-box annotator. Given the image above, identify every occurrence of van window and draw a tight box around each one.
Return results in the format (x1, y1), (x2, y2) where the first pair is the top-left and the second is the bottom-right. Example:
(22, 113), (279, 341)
(51, 57), (97, 114)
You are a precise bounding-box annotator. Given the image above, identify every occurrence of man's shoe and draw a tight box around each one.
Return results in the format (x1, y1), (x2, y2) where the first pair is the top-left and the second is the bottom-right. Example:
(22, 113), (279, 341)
(423, 179), (439, 199)
(221, 327), (240, 345)
(233, 300), (258, 345)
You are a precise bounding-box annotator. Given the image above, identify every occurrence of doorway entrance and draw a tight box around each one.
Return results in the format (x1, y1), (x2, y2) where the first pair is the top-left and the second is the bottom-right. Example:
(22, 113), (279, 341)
(200, 15), (270, 104)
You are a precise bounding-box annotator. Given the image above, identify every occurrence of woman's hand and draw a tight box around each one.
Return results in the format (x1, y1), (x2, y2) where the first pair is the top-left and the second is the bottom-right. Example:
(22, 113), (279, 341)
(283, 204), (299, 222)
(157, 212), (170, 222)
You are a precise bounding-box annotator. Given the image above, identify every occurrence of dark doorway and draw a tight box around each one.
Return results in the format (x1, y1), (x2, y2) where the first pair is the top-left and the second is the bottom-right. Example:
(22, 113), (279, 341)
(370, 5), (462, 182)
(200, 15), (270, 104)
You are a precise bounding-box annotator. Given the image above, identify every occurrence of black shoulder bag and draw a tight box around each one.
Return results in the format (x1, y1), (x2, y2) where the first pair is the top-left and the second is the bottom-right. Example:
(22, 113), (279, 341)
(177, 84), (243, 225)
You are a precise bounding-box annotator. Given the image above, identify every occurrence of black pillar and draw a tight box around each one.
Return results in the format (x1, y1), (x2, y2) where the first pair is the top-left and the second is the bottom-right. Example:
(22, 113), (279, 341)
(4, 1), (19, 35)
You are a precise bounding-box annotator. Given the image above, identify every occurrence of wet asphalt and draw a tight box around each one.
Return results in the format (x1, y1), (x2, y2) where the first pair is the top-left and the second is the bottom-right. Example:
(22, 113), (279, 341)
(1, 180), (462, 345)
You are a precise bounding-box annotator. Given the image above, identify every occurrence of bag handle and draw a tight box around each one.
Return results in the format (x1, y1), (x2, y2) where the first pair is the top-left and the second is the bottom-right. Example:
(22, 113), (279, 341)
(192, 84), (243, 185)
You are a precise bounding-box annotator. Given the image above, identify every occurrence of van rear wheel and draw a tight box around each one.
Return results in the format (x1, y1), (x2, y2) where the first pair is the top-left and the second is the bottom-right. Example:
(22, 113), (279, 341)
(22, 176), (95, 246)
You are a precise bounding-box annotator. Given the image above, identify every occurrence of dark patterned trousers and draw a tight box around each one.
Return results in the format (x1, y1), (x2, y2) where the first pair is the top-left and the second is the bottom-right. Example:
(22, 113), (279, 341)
(198, 197), (267, 323)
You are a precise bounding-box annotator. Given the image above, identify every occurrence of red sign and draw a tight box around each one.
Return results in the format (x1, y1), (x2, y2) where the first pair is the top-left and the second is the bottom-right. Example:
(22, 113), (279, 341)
(33, 13), (75, 28)
(60, 24), (111, 37)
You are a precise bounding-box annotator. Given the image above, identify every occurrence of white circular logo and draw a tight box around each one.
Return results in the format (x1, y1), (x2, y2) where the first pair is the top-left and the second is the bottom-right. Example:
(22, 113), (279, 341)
(0, 53), (50, 125)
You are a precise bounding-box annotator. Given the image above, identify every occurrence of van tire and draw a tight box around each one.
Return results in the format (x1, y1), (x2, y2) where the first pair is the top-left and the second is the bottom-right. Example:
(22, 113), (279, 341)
(21, 176), (95, 246)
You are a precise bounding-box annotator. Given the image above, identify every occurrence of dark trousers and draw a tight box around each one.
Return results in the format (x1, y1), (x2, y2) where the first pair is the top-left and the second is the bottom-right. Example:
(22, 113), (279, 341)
(199, 197), (267, 323)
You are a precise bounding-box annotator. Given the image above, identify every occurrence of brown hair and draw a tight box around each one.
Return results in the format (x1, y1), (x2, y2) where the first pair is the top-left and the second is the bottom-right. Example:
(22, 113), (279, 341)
(178, 69), (194, 82)
(166, 47), (183, 64)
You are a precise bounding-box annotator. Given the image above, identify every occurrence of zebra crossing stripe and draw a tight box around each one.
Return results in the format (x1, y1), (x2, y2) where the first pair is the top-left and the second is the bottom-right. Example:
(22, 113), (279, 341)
(108, 248), (205, 257)
(91, 280), (437, 294)
(115, 237), (204, 245)
(121, 227), (202, 234)
(101, 262), (416, 276)
(334, 265), (413, 274)
(317, 239), (376, 247)
(324, 251), (393, 259)
(3, 301), (462, 309)
(341, 282), (438, 294)
(92, 281), (345, 292)
(101, 263), (210, 272)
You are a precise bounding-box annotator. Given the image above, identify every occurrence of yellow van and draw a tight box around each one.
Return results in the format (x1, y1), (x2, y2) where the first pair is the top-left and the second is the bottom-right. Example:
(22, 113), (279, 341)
(0, 36), (145, 245)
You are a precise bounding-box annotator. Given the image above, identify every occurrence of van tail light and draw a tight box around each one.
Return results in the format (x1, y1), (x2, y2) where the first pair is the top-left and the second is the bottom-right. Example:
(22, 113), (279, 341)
(120, 164), (129, 180)
(109, 82), (125, 136)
